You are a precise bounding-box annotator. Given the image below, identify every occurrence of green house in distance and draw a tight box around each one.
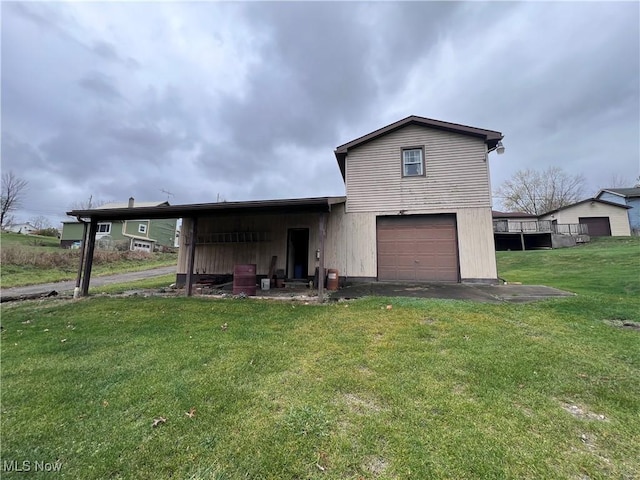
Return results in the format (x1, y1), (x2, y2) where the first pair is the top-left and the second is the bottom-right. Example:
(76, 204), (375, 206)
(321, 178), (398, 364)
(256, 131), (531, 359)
(61, 199), (178, 252)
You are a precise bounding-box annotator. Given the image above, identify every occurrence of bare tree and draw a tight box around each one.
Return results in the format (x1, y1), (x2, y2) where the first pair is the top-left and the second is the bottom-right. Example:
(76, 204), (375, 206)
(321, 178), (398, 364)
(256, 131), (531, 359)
(68, 195), (110, 211)
(1, 171), (28, 228)
(30, 215), (52, 230)
(598, 173), (634, 190)
(494, 167), (586, 215)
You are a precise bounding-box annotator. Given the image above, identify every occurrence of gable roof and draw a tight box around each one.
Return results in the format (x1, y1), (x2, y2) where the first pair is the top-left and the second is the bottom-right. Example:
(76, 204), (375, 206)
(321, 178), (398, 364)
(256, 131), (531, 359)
(334, 115), (503, 179)
(596, 187), (640, 199)
(541, 198), (631, 216)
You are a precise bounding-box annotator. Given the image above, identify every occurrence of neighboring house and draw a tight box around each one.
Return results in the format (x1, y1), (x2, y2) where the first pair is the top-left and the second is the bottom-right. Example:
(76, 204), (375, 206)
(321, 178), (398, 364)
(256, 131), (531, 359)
(68, 115), (505, 290)
(539, 198), (631, 237)
(596, 187), (640, 235)
(61, 199), (178, 251)
(4, 222), (38, 234)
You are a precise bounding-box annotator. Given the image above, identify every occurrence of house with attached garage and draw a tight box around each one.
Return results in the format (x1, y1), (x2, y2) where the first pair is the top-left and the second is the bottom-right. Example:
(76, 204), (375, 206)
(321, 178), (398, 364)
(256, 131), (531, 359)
(67, 115), (505, 296)
(595, 187), (640, 235)
(538, 198), (631, 237)
(61, 199), (178, 252)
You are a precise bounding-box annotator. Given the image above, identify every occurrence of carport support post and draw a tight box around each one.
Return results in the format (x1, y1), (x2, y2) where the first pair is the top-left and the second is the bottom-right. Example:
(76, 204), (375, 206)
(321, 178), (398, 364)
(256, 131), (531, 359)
(520, 232), (526, 251)
(317, 212), (327, 302)
(80, 220), (98, 296)
(186, 217), (198, 297)
(73, 221), (89, 298)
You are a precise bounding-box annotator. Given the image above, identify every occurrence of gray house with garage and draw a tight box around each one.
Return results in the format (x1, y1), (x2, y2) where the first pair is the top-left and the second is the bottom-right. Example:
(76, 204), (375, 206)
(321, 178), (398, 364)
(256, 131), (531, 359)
(68, 115), (505, 296)
(175, 115), (504, 284)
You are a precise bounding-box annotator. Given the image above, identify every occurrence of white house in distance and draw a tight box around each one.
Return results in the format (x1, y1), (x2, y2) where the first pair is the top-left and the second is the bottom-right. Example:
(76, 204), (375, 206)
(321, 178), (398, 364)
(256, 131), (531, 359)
(68, 115), (505, 295)
(4, 222), (38, 234)
(539, 198), (631, 237)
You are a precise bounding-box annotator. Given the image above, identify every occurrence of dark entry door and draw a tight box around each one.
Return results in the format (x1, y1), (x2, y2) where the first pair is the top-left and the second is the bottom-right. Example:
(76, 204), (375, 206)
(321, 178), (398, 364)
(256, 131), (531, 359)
(287, 228), (309, 279)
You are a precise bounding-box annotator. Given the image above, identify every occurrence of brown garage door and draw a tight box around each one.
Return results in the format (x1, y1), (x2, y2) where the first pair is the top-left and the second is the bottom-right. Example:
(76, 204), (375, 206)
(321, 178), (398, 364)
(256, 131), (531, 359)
(377, 215), (459, 282)
(579, 217), (611, 236)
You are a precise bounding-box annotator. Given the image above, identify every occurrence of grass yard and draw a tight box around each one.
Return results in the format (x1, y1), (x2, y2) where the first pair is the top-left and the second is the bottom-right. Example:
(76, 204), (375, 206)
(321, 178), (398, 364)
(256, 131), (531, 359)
(0, 232), (61, 250)
(0, 232), (177, 289)
(1, 238), (639, 479)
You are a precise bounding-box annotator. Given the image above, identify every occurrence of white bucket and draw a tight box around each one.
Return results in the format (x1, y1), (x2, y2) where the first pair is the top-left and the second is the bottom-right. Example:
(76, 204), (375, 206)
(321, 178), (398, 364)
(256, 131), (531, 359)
(260, 278), (270, 290)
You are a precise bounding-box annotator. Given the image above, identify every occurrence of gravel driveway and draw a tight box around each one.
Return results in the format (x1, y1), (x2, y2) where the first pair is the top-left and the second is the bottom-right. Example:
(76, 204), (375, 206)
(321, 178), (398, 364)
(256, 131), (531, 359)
(0, 266), (176, 300)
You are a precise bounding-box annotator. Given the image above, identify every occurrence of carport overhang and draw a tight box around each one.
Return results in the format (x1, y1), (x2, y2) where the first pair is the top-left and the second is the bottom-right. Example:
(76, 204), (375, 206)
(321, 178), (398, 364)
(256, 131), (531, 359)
(67, 196), (346, 299)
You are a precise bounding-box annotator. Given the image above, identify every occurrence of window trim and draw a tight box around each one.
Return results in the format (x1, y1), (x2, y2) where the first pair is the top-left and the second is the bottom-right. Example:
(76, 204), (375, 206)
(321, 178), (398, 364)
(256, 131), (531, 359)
(96, 222), (111, 234)
(401, 146), (426, 177)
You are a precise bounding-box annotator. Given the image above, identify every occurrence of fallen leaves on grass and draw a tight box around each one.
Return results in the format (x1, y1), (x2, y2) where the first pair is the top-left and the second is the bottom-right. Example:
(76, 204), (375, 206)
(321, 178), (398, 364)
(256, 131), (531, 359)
(185, 407), (196, 419)
(221, 323), (228, 331)
(152, 416), (167, 428)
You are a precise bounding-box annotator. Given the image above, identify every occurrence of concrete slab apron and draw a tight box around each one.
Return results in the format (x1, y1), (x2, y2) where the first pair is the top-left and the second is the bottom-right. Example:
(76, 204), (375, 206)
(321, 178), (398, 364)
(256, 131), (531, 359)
(330, 282), (575, 303)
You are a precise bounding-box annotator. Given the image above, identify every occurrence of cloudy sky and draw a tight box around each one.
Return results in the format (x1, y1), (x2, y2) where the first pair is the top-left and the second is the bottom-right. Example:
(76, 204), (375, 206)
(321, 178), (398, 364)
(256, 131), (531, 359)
(2, 1), (638, 227)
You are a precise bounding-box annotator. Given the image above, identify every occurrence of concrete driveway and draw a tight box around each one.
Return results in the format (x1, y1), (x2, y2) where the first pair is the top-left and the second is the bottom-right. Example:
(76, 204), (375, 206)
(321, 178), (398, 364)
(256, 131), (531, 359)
(330, 282), (575, 303)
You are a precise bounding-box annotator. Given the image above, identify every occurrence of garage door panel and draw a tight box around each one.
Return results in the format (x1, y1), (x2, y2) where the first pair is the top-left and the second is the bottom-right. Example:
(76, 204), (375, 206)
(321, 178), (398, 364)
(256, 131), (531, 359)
(578, 217), (611, 236)
(377, 215), (459, 282)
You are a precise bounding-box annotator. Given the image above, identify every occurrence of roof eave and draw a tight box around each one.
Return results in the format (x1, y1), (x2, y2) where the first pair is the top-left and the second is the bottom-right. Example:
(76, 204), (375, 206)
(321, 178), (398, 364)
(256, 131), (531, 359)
(66, 196), (348, 221)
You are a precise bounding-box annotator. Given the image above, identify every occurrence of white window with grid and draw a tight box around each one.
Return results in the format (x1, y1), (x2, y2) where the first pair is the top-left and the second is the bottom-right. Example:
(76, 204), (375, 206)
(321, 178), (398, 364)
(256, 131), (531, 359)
(402, 148), (424, 176)
(96, 223), (111, 234)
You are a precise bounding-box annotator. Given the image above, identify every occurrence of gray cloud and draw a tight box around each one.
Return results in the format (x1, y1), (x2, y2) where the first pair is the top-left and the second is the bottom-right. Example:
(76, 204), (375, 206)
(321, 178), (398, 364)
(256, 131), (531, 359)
(78, 71), (124, 102)
(1, 1), (638, 225)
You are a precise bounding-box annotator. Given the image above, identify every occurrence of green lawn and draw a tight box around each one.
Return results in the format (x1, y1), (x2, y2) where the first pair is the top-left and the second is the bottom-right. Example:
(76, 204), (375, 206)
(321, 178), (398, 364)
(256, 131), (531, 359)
(1, 238), (639, 479)
(0, 232), (177, 288)
(0, 232), (61, 249)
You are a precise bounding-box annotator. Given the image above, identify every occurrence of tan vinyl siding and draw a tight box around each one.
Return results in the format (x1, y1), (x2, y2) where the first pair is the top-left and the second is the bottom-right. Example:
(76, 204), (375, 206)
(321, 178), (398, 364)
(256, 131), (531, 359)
(346, 125), (491, 213)
(324, 205), (497, 280)
(324, 204), (377, 278)
(540, 203), (631, 236)
(456, 207), (498, 280)
(178, 214), (322, 275)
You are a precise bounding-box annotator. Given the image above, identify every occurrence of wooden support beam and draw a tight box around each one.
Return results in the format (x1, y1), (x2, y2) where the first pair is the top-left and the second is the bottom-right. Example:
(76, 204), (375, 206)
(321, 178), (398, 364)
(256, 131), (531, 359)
(80, 220), (98, 296)
(317, 212), (327, 302)
(186, 217), (198, 297)
(73, 221), (89, 298)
